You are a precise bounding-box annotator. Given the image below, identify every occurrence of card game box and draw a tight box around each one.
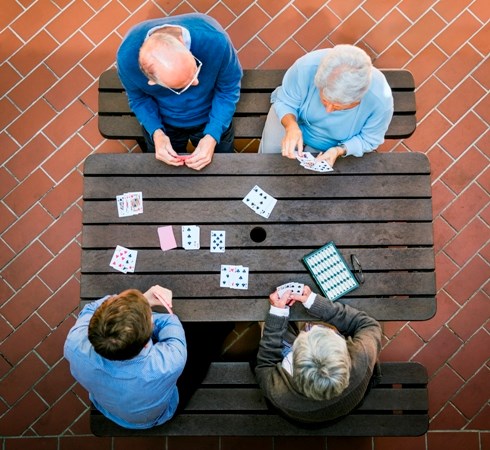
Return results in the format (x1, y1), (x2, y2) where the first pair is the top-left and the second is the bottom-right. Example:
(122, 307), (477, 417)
(303, 241), (359, 301)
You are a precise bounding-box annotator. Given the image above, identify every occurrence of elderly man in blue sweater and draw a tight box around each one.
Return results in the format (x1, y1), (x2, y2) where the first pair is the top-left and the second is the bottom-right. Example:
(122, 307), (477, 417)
(117, 13), (242, 170)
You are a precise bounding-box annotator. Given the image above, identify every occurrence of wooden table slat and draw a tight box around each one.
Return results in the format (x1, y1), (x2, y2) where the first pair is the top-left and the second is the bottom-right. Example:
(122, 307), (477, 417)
(82, 223), (434, 248)
(83, 153), (431, 175)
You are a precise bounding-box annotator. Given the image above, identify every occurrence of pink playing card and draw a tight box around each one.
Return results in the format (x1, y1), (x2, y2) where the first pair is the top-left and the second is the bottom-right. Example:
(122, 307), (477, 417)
(158, 226), (177, 251)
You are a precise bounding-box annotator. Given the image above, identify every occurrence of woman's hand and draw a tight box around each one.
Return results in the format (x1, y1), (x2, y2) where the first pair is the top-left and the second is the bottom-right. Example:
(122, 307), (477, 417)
(281, 114), (304, 159)
(316, 146), (346, 167)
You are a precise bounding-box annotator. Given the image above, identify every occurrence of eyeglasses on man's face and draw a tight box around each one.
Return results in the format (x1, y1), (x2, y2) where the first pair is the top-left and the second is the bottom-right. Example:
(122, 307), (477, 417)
(160, 56), (202, 95)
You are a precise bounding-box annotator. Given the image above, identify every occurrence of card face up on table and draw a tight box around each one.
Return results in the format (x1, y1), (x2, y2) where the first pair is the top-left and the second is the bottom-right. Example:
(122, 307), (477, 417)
(303, 241), (359, 301)
(242, 185), (277, 218)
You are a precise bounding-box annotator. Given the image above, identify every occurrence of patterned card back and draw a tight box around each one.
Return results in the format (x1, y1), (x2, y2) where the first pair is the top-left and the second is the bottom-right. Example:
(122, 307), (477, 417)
(303, 241), (359, 301)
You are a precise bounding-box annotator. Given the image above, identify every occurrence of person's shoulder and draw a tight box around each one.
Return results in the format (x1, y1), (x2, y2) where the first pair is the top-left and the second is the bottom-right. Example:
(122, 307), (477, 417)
(368, 68), (393, 101)
(295, 49), (329, 68)
(178, 13), (226, 33)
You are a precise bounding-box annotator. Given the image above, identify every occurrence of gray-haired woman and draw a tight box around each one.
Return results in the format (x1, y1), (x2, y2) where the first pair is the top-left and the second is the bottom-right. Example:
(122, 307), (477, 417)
(259, 44), (394, 167)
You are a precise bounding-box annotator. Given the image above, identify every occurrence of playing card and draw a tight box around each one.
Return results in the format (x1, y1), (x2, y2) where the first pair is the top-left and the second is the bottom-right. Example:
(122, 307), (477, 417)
(210, 230), (226, 253)
(233, 266), (249, 290)
(116, 194), (131, 217)
(157, 226), (177, 251)
(182, 225), (200, 250)
(220, 264), (249, 289)
(295, 151), (333, 173)
(307, 160), (334, 172)
(295, 151), (315, 164)
(110, 245), (138, 273)
(277, 282), (304, 298)
(220, 264), (236, 288)
(127, 192), (143, 214)
(116, 192), (144, 217)
(243, 185), (277, 218)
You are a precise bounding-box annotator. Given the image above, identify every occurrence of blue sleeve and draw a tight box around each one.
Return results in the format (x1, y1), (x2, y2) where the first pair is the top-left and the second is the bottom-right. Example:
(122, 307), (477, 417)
(116, 66), (165, 139)
(203, 39), (242, 142)
(151, 312), (187, 361)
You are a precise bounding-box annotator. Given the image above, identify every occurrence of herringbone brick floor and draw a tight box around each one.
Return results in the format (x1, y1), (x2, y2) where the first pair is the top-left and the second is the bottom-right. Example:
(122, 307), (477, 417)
(0, 1), (488, 448)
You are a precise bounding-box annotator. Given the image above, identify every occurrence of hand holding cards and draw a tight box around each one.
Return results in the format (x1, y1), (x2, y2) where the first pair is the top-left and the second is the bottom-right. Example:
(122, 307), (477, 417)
(277, 282), (304, 305)
(295, 151), (333, 173)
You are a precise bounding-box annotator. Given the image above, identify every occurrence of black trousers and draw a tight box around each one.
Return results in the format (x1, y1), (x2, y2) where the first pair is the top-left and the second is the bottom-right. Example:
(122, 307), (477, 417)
(142, 122), (235, 153)
(176, 322), (234, 411)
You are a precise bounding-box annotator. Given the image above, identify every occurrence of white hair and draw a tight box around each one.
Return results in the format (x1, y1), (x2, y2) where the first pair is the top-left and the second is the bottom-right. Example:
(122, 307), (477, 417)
(292, 326), (351, 401)
(314, 44), (372, 104)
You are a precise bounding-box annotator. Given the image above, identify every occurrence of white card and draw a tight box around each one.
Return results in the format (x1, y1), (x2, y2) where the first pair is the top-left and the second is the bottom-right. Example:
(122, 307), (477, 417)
(277, 282), (304, 298)
(210, 230), (226, 253)
(110, 245), (138, 273)
(243, 185), (277, 218)
(116, 192), (143, 217)
(182, 225), (200, 250)
(220, 264), (249, 290)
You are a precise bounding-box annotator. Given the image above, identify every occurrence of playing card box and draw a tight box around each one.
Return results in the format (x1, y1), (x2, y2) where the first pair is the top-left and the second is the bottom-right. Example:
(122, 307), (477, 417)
(303, 241), (359, 301)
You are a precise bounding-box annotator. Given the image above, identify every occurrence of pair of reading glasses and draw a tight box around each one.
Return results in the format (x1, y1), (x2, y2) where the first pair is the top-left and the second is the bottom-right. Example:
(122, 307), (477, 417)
(350, 254), (365, 284)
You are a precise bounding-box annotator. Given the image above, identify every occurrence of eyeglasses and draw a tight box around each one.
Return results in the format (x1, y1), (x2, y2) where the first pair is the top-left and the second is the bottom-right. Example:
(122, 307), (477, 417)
(162, 56), (202, 95)
(350, 254), (365, 284)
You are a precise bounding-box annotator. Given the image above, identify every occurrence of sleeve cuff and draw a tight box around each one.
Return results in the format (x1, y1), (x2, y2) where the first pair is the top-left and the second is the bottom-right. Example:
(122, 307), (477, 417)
(303, 292), (316, 309)
(269, 305), (290, 317)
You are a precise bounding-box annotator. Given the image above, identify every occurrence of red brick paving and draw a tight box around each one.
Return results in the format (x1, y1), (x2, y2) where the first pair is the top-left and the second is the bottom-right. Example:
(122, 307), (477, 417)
(0, 0), (488, 447)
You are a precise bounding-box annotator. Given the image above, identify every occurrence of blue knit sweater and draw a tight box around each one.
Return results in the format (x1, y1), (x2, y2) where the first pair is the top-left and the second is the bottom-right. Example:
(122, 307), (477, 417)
(116, 13), (242, 143)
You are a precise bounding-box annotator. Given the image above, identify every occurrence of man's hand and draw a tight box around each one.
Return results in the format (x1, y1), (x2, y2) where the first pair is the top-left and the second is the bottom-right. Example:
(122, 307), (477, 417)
(316, 146), (346, 167)
(184, 134), (217, 171)
(153, 129), (184, 167)
(269, 289), (291, 309)
(281, 114), (303, 159)
(143, 285), (173, 314)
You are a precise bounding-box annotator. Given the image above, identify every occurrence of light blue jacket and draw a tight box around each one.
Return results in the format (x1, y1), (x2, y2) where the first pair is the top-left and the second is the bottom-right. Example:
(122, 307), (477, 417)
(272, 49), (394, 157)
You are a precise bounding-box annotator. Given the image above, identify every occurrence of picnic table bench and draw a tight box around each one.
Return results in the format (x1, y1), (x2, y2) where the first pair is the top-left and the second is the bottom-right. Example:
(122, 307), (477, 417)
(82, 149), (434, 436)
(98, 68), (416, 150)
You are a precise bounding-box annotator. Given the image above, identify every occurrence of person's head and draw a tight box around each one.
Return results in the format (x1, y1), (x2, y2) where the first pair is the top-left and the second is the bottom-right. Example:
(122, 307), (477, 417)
(314, 44), (372, 111)
(291, 325), (351, 401)
(139, 32), (200, 93)
(88, 289), (152, 361)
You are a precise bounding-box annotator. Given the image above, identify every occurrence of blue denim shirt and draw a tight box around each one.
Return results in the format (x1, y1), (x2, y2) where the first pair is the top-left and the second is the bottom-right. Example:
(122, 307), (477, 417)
(64, 297), (187, 429)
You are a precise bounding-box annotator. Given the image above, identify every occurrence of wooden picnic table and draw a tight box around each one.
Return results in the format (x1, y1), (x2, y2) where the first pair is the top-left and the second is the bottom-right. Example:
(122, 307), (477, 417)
(81, 152), (436, 322)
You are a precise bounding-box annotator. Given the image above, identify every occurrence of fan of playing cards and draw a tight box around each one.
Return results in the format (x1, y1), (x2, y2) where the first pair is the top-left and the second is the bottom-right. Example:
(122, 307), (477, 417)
(116, 191), (143, 217)
(295, 151), (333, 172)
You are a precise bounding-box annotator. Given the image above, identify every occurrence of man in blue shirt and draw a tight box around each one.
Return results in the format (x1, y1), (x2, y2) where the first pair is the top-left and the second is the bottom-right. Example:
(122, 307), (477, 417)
(64, 285), (186, 429)
(117, 13), (243, 171)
